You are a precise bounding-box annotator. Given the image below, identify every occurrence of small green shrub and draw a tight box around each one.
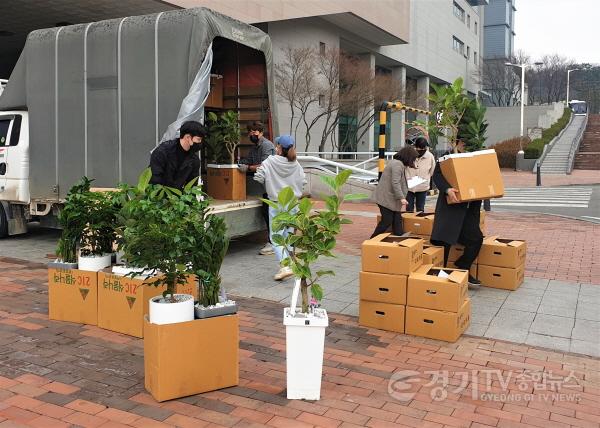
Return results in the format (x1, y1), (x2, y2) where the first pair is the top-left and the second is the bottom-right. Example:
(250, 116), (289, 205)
(492, 137), (531, 169)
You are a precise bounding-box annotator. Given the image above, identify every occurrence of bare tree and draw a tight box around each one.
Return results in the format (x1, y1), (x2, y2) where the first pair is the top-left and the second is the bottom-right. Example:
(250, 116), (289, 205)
(526, 55), (576, 105)
(477, 51), (530, 106)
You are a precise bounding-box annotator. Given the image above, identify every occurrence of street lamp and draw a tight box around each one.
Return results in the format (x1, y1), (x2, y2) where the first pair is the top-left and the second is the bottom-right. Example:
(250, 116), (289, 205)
(505, 61), (543, 153)
(566, 68), (581, 107)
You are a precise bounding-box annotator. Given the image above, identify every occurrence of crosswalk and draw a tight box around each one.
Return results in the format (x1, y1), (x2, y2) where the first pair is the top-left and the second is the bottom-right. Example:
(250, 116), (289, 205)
(490, 187), (593, 208)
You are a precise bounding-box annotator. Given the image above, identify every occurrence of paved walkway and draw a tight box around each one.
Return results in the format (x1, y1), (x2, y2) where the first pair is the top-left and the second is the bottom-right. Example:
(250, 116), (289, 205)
(0, 257), (599, 428)
(501, 170), (600, 188)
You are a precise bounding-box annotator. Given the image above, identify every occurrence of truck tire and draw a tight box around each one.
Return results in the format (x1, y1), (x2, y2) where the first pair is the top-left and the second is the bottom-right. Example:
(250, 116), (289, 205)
(0, 203), (8, 238)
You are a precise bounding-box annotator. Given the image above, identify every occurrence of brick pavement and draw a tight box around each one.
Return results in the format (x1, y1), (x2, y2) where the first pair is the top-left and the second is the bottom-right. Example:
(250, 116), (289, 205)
(321, 202), (600, 286)
(501, 170), (600, 188)
(0, 257), (600, 428)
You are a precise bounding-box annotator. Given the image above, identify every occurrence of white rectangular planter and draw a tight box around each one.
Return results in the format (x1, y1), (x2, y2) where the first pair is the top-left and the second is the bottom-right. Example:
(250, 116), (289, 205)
(283, 307), (328, 400)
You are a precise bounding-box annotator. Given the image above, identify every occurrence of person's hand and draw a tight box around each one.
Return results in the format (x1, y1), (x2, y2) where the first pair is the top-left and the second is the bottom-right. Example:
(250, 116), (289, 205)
(401, 199), (408, 206)
(237, 164), (248, 173)
(446, 188), (460, 204)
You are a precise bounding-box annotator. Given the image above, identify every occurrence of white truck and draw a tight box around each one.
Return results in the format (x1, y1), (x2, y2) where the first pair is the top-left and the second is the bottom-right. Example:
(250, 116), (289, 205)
(0, 8), (278, 238)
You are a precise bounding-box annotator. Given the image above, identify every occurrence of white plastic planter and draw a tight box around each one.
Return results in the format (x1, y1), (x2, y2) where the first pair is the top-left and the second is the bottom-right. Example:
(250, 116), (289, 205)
(284, 279), (329, 400)
(78, 252), (111, 272)
(149, 294), (194, 325)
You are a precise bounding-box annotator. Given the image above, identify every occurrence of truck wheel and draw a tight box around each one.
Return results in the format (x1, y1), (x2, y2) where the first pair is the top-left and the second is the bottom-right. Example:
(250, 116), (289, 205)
(0, 203), (8, 238)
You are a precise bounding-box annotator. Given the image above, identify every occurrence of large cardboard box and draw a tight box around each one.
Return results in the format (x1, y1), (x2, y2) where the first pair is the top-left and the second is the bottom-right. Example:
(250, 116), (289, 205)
(405, 298), (471, 342)
(144, 314), (239, 402)
(439, 150), (504, 203)
(362, 234), (423, 275)
(359, 301), (405, 333)
(446, 261), (477, 277)
(98, 273), (198, 338)
(477, 264), (525, 290)
(423, 244), (444, 267)
(478, 237), (526, 268)
(359, 271), (407, 305)
(206, 165), (246, 201)
(48, 268), (98, 325)
(407, 265), (468, 312)
(402, 212), (435, 236)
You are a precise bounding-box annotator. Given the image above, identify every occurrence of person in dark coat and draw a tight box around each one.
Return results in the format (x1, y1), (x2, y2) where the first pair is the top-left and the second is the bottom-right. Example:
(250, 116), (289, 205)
(430, 139), (483, 287)
(149, 121), (206, 190)
(370, 146), (418, 238)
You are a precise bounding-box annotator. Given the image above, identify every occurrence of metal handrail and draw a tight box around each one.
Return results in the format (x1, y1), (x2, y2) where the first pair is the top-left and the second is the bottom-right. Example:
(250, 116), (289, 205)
(297, 156), (378, 177)
(566, 114), (589, 174)
(534, 111), (575, 172)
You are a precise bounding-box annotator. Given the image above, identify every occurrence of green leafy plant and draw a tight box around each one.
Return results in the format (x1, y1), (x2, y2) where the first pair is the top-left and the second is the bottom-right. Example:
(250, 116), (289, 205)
(264, 170), (367, 314)
(118, 169), (228, 303)
(458, 100), (488, 152)
(56, 177), (119, 262)
(205, 110), (241, 164)
(416, 78), (471, 151)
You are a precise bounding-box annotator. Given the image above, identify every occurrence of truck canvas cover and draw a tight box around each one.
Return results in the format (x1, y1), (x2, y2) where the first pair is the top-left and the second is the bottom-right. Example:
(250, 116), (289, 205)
(0, 8), (277, 200)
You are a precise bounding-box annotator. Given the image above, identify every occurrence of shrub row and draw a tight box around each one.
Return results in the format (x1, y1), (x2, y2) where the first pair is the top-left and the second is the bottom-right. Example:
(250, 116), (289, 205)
(524, 108), (572, 159)
(492, 137), (531, 169)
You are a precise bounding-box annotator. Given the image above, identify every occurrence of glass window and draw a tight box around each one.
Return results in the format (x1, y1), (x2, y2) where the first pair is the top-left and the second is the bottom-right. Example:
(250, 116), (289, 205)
(467, 14), (471, 28)
(319, 42), (326, 55)
(453, 2), (465, 22)
(453, 37), (464, 55)
(0, 116), (21, 147)
(475, 22), (478, 34)
(466, 46), (470, 59)
(474, 51), (478, 65)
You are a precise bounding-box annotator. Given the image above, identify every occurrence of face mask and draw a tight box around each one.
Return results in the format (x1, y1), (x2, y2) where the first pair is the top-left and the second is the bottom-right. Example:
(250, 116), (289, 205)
(189, 141), (201, 153)
(249, 135), (259, 144)
(417, 149), (426, 157)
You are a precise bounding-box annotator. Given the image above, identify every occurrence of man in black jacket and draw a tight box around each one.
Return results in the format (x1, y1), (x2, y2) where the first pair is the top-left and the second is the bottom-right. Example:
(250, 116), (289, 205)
(430, 139), (483, 288)
(149, 121), (207, 189)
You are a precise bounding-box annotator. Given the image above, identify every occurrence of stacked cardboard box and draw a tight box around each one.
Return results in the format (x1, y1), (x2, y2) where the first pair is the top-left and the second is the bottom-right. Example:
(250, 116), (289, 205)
(359, 234), (423, 333)
(406, 264), (471, 342)
(476, 237), (527, 290)
(402, 212), (435, 239)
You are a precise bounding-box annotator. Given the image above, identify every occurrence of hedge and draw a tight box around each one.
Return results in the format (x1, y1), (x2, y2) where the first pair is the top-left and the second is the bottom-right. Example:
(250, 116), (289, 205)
(492, 137), (531, 169)
(524, 108), (572, 159)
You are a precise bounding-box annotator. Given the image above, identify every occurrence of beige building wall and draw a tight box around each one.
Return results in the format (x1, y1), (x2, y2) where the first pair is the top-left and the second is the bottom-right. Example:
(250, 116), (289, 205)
(163, 0), (410, 42)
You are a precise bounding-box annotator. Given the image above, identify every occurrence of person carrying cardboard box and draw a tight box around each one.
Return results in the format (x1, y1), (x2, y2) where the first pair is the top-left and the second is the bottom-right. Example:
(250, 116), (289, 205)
(430, 138), (483, 288)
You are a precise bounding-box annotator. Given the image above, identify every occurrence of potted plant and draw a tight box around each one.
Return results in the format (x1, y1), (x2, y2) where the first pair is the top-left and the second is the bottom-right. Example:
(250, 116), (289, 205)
(205, 110), (246, 201)
(266, 170), (366, 400)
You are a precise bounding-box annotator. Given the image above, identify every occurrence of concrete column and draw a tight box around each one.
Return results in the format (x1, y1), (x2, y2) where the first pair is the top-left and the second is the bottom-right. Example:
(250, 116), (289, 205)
(416, 76), (430, 124)
(356, 53), (376, 153)
(390, 66), (407, 150)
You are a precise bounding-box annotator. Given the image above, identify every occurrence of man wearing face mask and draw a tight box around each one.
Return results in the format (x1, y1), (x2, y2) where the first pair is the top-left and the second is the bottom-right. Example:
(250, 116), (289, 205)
(238, 121), (276, 255)
(404, 137), (436, 212)
(149, 120), (206, 189)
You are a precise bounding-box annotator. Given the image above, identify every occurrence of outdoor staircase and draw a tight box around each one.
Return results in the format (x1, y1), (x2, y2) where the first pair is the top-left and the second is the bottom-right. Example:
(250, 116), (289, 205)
(539, 115), (586, 174)
(574, 114), (600, 170)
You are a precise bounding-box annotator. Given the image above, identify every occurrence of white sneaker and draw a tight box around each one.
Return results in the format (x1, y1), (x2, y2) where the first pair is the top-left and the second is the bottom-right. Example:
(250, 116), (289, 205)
(259, 243), (275, 255)
(274, 266), (293, 281)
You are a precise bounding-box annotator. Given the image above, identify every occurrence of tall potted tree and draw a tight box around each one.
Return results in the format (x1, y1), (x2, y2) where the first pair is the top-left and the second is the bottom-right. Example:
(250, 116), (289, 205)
(266, 170), (366, 400)
(205, 110), (246, 200)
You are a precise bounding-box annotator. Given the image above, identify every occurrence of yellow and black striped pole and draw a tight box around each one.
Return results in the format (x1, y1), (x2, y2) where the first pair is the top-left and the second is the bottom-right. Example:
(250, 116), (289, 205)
(377, 101), (431, 180)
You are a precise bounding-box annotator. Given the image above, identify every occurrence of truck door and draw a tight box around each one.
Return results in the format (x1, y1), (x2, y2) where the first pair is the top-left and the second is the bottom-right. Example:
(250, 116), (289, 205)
(0, 116), (10, 193)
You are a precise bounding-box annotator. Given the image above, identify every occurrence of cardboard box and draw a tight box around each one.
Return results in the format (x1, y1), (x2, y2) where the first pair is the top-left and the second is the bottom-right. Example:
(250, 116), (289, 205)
(405, 298), (471, 342)
(205, 75), (224, 108)
(478, 237), (526, 268)
(477, 264), (525, 290)
(359, 271), (407, 305)
(423, 244), (444, 267)
(407, 264), (468, 312)
(144, 314), (239, 401)
(48, 268), (98, 325)
(206, 165), (246, 201)
(446, 261), (477, 278)
(98, 273), (198, 338)
(439, 150), (504, 203)
(362, 234), (423, 275)
(402, 212), (435, 236)
(359, 301), (405, 333)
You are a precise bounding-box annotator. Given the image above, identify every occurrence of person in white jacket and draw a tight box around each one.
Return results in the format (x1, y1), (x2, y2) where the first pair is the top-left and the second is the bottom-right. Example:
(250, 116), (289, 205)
(405, 137), (436, 212)
(254, 135), (306, 281)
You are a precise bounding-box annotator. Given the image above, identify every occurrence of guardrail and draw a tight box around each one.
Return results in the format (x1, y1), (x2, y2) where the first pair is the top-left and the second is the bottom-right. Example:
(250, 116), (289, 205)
(534, 111), (574, 173)
(297, 156), (378, 179)
(566, 114), (589, 174)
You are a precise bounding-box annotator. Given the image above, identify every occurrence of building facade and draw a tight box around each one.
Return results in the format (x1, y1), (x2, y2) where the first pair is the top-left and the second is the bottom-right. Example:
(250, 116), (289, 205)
(0, 0), (489, 152)
(483, 0), (516, 60)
